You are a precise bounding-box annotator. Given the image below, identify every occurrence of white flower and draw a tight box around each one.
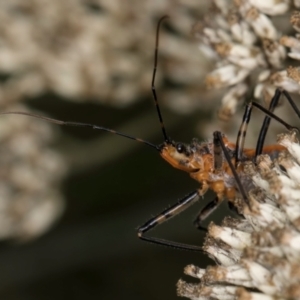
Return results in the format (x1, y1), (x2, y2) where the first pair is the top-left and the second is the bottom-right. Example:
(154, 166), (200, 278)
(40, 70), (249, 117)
(177, 133), (300, 300)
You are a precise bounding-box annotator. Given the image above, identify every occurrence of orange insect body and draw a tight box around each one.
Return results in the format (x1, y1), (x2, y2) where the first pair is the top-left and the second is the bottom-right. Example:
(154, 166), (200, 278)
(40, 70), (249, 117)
(160, 136), (287, 203)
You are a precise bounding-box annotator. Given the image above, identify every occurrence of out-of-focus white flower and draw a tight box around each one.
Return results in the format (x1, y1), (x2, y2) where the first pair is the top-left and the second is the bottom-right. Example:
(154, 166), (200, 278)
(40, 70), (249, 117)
(0, 105), (66, 241)
(0, 0), (207, 108)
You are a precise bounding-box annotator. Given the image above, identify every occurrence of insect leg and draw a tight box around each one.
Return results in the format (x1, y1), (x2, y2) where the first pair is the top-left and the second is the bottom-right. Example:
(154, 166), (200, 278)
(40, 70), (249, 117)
(137, 190), (204, 251)
(194, 196), (221, 231)
(252, 101), (298, 132)
(195, 128), (246, 230)
(255, 89), (283, 157)
(213, 129), (223, 171)
(234, 89), (299, 165)
(282, 90), (300, 118)
(256, 89), (300, 157)
(235, 103), (253, 165)
(213, 131), (250, 207)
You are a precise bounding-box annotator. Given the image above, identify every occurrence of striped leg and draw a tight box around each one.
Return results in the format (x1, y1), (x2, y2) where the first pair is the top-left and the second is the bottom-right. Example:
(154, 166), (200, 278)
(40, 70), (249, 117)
(235, 103), (253, 165)
(193, 132), (250, 228)
(194, 196), (221, 231)
(213, 131), (250, 207)
(137, 190), (204, 251)
(255, 89), (281, 158)
(235, 89), (299, 165)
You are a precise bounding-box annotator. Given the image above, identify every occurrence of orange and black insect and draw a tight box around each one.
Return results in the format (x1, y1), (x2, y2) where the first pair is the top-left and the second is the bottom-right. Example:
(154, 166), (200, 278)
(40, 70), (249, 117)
(0, 16), (299, 252)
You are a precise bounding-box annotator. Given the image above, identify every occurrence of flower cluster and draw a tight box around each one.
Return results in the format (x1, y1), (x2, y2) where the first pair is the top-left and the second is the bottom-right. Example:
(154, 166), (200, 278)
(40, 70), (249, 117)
(177, 132), (300, 299)
(194, 0), (300, 121)
(0, 0), (205, 108)
(177, 2), (300, 298)
(0, 105), (66, 241)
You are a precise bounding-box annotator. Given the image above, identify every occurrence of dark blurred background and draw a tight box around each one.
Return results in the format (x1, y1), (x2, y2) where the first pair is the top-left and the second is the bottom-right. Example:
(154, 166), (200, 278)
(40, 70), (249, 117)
(0, 94), (220, 300)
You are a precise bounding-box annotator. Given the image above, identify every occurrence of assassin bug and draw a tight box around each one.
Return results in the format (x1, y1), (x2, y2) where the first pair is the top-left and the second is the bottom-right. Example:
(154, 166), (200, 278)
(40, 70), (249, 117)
(0, 16), (300, 252)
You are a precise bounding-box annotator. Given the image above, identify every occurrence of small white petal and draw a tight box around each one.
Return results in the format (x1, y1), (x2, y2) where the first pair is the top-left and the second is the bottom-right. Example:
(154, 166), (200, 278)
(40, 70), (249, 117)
(279, 133), (300, 164)
(245, 8), (278, 40)
(205, 264), (253, 287)
(249, 0), (290, 15)
(243, 261), (277, 295)
(206, 65), (250, 88)
(209, 224), (252, 250)
(271, 70), (300, 93)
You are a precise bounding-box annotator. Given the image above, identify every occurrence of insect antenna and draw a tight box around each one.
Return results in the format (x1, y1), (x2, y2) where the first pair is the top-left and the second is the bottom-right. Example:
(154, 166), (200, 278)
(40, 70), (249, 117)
(0, 111), (159, 150)
(151, 15), (170, 143)
(0, 16), (172, 152)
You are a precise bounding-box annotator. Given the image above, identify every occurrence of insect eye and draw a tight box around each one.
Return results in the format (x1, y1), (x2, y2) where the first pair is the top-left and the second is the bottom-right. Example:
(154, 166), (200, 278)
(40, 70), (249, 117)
(176, 143), (185, 153)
